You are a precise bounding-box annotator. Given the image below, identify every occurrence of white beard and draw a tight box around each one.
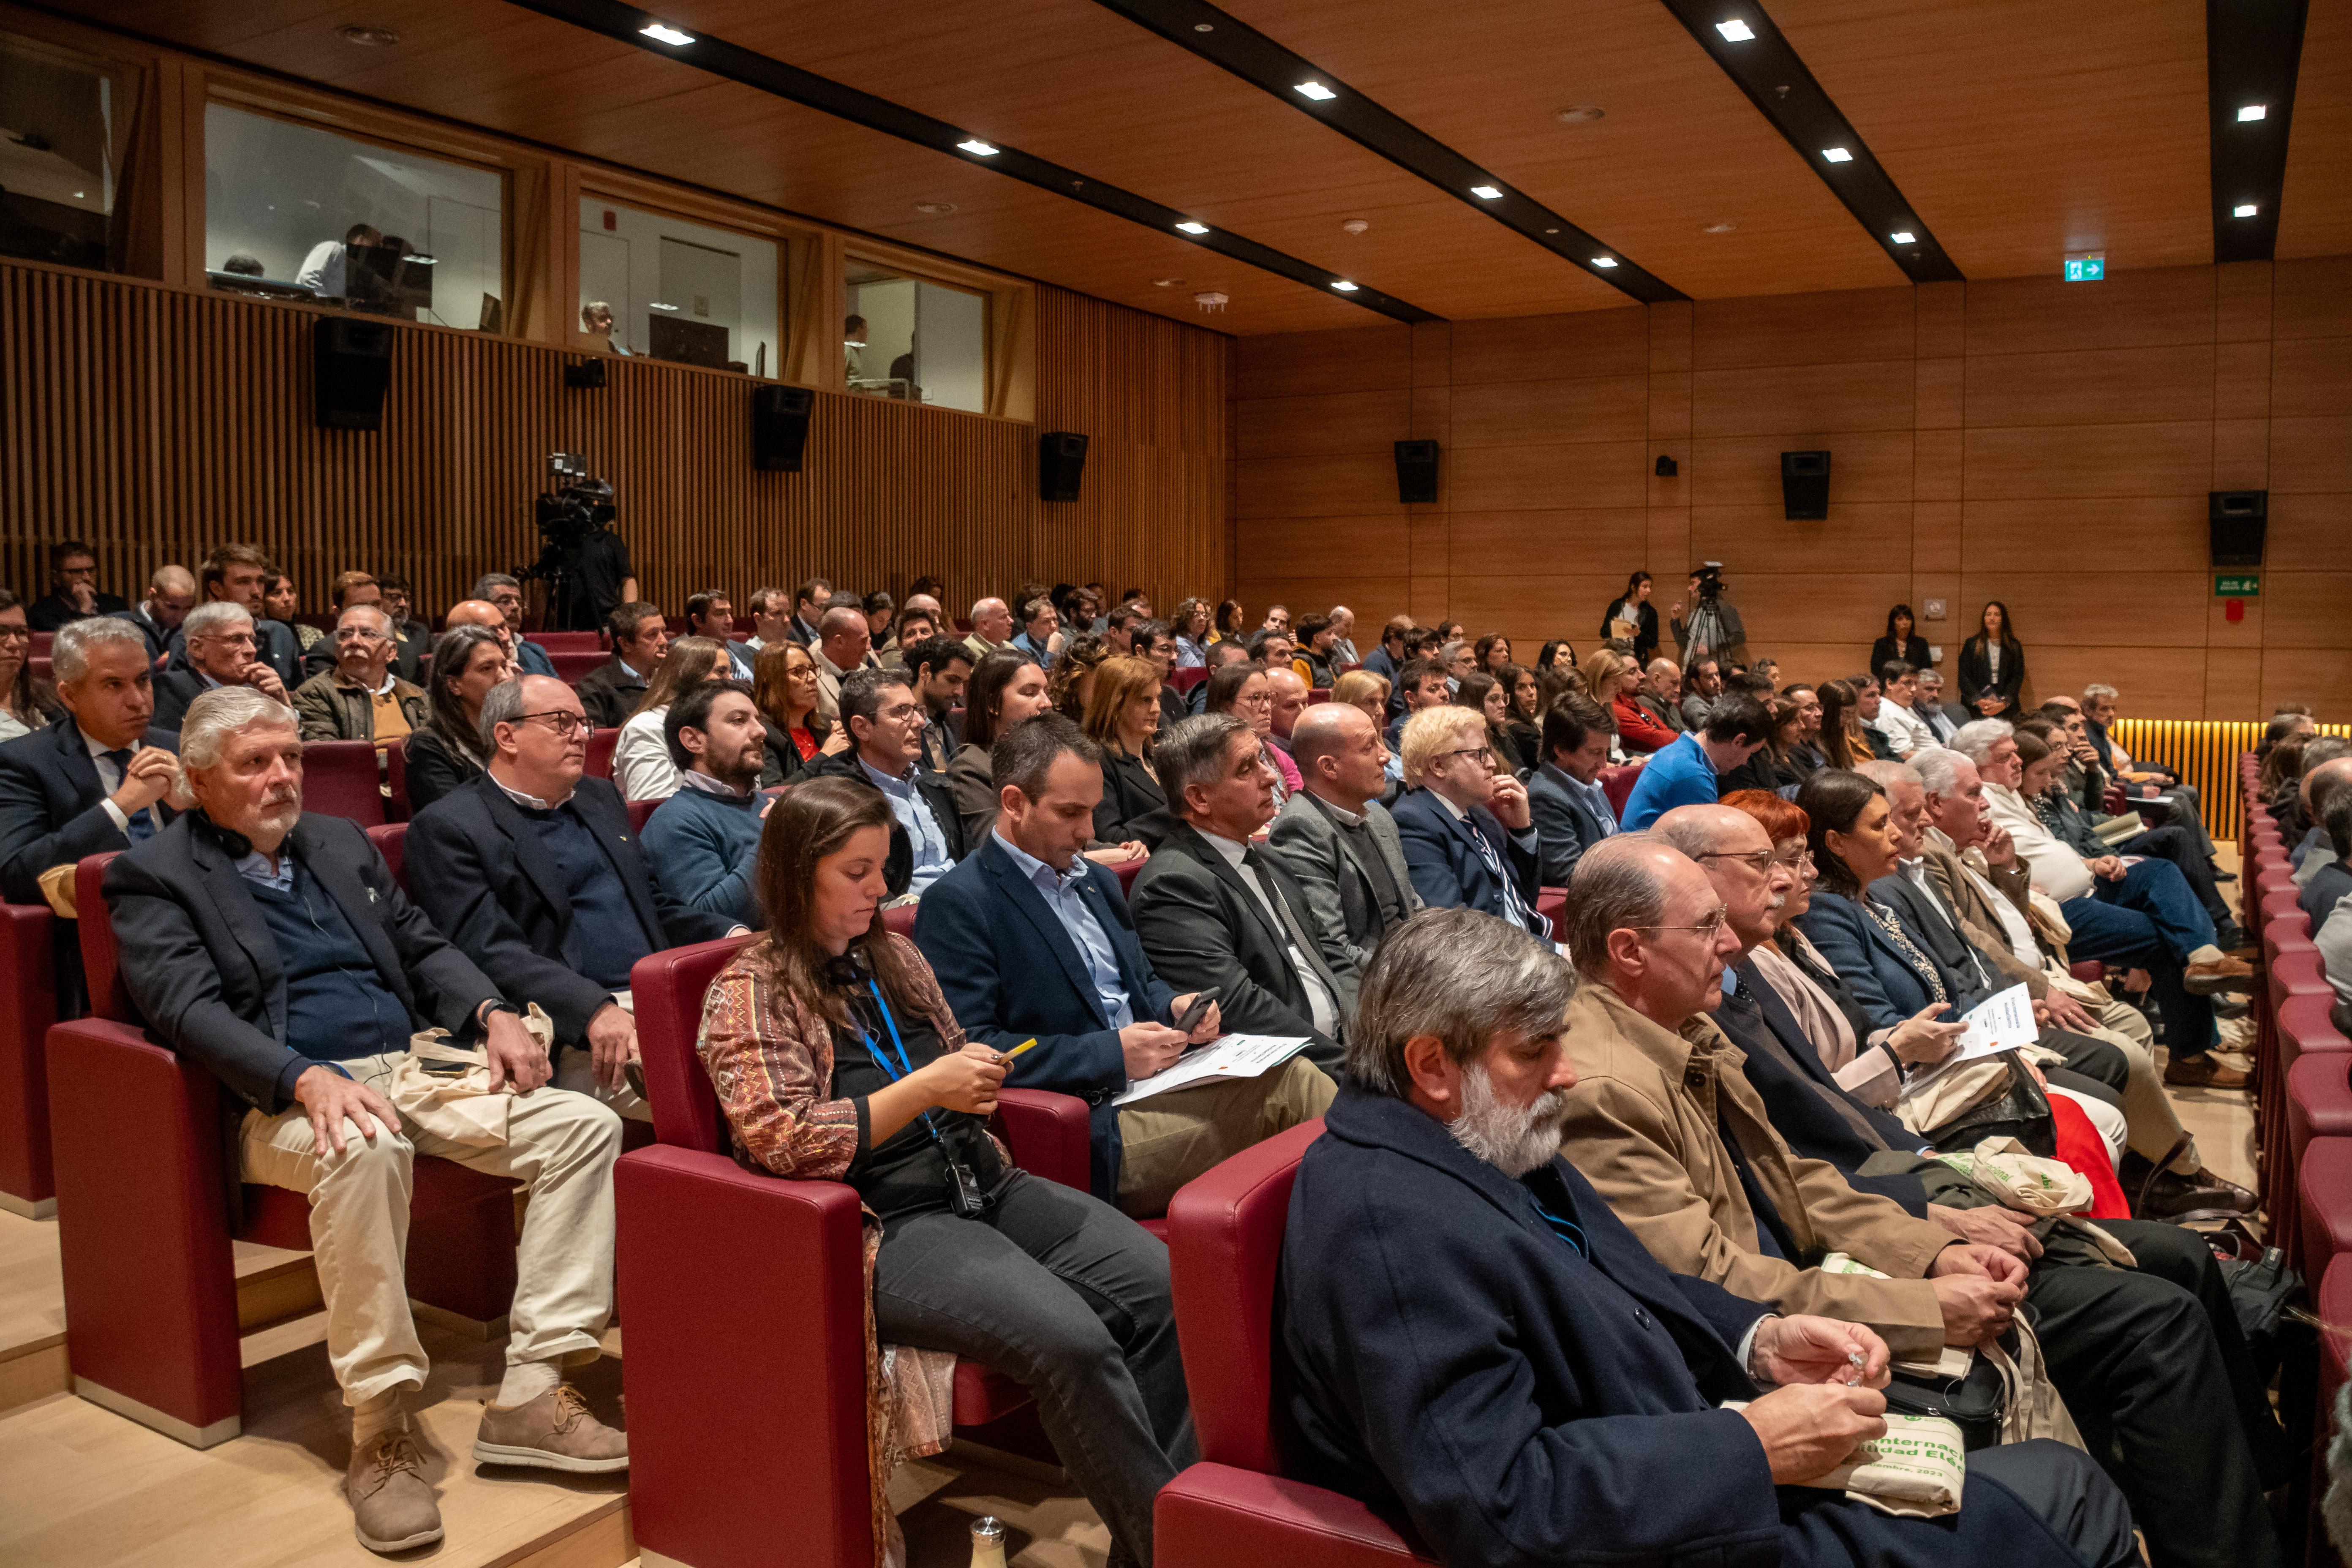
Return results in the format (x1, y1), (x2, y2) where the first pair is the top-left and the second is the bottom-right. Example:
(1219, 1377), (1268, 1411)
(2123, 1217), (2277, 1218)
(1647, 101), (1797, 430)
(1448, 1061), (1570, 1179)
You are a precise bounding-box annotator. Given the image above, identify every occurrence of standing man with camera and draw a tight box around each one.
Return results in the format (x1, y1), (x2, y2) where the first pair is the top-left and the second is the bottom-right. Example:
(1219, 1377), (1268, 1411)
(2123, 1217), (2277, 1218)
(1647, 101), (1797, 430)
(1670, 564), (1748, 670)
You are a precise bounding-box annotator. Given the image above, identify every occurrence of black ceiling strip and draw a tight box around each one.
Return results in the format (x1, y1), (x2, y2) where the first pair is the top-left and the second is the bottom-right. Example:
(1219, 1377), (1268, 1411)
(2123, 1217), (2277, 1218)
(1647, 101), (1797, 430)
(1660, 0), (1964, 284)
(499, 0), (1441, 323)
(1092, 0), (1685, 305)
(2207, 0), (2308, 264)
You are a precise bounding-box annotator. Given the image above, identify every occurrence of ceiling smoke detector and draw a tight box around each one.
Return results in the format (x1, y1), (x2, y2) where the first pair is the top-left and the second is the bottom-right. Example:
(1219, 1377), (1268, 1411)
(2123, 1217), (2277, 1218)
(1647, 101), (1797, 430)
(913, 201), (956, 215)
(1194, 291), (1228, 313)
(1342, 218), (1369, 235)
(337, 23), (400, 45)
(1554, 106), (1605, 124)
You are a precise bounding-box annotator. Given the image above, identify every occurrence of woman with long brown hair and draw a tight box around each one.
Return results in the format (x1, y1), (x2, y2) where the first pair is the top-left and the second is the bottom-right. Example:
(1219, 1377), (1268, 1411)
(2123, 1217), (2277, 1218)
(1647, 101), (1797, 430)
(1084, 654), (1171, 844)
(1815, 679), (1873, 771)
(613, 635), (726, 800)
(947, 649), (1051, 844)
(1455, 671), (1526, 776)
(0, 588), (61, 743)
(403, 625), (512, 813)
(696, 778), (1190, 1567)
(752, 640), (841, 787)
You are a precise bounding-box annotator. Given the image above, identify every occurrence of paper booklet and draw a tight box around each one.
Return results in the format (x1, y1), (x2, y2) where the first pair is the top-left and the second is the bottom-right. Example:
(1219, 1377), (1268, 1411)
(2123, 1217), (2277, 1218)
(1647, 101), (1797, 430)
(1899, 982), (2039, 1091)
(1112, 1033), (1313, 1106)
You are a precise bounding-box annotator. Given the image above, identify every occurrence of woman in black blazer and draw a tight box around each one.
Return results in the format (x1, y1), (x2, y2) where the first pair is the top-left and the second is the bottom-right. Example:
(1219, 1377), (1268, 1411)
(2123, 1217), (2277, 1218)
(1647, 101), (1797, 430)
(1867, 604), (1933, 684)
(1955, 599), (2026, 719)
(1083, 655), (1171, 844)
(1599, 570), (1659, 666)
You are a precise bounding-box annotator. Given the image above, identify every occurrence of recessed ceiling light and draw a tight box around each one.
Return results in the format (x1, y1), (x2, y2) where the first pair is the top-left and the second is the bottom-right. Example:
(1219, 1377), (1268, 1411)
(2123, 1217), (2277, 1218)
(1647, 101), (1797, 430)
(1555, 105), (1606, 124)
(1703, 221), (1737, 234)
(1544, 227), (1560, 234)
(2238, 104), (2267, 122)
(1822, 147), (1853, 163)
(639, 22), (693, 46)
(1293, 81), (1337, 101)
(1152, 278), (1184, 287)
(1716, 19), (1756, 41)
(1175, 220), (1209, 235)
(2234, 203), (2259, 217)
(336, 23), (400, 46)
(1330, 280), (1359, 292)
(1193, 22), (1213, 31)
(1470, 185), (1503, 200)
(913, 201), (956, 215)
(649, 301), (679, 311)
(1592, 257), (1619, 268)
(1890, 230), (1916, 244)
(956, 139), (1000, 156)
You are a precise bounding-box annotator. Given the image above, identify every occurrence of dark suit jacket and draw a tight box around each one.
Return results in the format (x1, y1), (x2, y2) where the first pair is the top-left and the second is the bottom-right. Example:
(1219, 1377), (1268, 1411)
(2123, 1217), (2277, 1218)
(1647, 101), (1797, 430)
(514, 638), (558, 679)
(0, 713), (180, 906)
(168, 616), (301, 686)
(1524, 763), (1612, 885)
(104, 810), (493, 1114)
(1955, 636), (2025, 714)
(1389, 786), (1544, 932)
(1128, 821), (1346, 1070)
(400, 727), (483, 816)
(1264, 789), (1416, 1008)
(1867, 634), (1933, 681)
(1791, 889), (1965, 1034)
(27, 588), (130, 632)
(1093, 748), (1167, 845)
(149, 668), (212, 734)
(1157, 685), (1188, 735)
(914, 834), (1179, 1199)
(105, 604), (174, 660)
(807, 749), (969, 898)
(403, 771), (735, 1042)
(574, 657), (653, 731)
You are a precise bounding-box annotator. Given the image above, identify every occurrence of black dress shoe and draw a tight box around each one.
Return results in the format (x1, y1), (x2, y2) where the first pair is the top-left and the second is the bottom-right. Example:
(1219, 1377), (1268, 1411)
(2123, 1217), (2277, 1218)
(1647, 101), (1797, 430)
(2214, 867), (2238, 882)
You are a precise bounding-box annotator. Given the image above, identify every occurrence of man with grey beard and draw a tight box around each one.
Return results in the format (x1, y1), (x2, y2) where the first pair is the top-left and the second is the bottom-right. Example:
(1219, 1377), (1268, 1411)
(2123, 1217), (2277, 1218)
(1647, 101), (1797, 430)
(1275, 908), (2134, 1568)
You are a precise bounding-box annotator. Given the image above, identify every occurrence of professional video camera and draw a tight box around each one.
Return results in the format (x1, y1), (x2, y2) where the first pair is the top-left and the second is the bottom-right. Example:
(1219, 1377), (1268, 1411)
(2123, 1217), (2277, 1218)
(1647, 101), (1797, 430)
(520, 453), (618, 630)
(1683, 560), (1734, 667)
(1692, 561), (1725, 603)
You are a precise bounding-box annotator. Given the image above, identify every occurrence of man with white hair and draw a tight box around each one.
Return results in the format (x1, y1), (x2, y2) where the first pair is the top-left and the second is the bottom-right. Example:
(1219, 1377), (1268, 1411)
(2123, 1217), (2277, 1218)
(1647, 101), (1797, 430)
(1278, 906), (2137, 1568)
(292, 603), (428, 753)
(1635, 657), (1687, 736)
(963, 596), (1013, 662)
(1913, 669), (1962, 743)
(1325, 604), (1359, 666)
(103, 686), (628, 1552)
(152, 600), (288, 731)
(1389, 704), (1549, 937)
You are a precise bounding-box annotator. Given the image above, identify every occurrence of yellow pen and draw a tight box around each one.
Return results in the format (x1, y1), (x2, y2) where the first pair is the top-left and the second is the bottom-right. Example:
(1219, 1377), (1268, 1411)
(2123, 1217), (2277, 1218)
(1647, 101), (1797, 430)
(1003, 1039), (1038, 1060)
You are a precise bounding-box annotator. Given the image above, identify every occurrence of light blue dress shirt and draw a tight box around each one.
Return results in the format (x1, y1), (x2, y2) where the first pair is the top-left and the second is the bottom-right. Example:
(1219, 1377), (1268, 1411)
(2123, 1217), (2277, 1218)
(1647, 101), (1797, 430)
(859, 755), (955, 892)
(993, 832), (1135, 1028)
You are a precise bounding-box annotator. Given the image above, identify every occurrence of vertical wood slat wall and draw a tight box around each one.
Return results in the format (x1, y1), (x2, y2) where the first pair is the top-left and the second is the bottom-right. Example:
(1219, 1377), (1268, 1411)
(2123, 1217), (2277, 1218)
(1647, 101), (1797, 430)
(0, 264), (1232, 618)
(2113, 718), (2352, 844)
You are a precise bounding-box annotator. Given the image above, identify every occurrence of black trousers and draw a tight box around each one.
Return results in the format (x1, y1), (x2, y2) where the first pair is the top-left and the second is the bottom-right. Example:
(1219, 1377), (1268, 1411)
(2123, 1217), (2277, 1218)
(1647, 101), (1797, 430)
(872, 1171), (1196, 1564)
(1968, 1440), (2141, 1568)
(2028, 1217), (2291, 1568)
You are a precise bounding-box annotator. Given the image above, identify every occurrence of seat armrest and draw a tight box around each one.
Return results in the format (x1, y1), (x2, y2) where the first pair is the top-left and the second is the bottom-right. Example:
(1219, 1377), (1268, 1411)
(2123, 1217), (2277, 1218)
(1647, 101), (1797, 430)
(994, 1086), (1092, 1192)
(1156, 1464), (1436, 1566)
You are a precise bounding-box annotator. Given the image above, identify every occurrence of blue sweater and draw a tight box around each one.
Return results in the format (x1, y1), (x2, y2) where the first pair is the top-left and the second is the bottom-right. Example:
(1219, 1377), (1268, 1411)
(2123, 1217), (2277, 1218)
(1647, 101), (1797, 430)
(1618, 732), (1718, 831)
(642, 783), (764, 930)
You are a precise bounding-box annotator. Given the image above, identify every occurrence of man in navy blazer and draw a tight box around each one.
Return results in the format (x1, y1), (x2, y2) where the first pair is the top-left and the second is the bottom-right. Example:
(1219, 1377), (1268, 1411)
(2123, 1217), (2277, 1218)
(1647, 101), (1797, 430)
(1523, 693), (1619, 885)
(1389, 704), (1550, 937)
(1282, 909), (2135, 1568)
(404, 675), (739, 1119)
(915, 714), (1332, 1215)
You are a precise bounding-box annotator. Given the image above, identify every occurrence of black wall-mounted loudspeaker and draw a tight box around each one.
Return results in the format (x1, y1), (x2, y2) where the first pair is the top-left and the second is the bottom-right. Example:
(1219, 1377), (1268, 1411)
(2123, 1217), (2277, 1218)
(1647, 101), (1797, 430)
(1395, 439), (1440, 504)
(312, 317), (394, 431)
(564, 358), (607, 390)
(751, 384), (815, 472)
(2209, 490), (2268, 567)
(1040, 430), (1089, 502)
(1780, 450), (1831, 520)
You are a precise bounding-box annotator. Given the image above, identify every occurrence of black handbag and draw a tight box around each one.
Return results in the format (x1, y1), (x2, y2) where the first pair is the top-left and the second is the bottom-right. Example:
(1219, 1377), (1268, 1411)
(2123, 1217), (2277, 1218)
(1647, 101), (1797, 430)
(1919, 1054), (2058, 1159)
(1882, 1331), (2015, 1451)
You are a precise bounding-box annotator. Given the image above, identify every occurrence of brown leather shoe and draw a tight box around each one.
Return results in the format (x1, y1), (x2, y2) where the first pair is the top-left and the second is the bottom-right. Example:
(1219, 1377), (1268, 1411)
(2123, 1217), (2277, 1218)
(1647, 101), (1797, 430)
(2138, 1165), (2259, 1218)
(473, 1384), (629, 1473)
(2184, 956), (2257, 996)
(2164, 1053), (2252, 1090)
(348, 1430), (443, 1554)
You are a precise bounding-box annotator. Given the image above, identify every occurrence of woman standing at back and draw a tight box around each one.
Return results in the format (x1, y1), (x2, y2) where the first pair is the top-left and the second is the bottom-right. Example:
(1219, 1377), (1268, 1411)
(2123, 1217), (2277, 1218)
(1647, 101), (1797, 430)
(1870, 604), (1933, 684)
(1600, 571), (1659, 666)
(1957, 600), (2026, 718)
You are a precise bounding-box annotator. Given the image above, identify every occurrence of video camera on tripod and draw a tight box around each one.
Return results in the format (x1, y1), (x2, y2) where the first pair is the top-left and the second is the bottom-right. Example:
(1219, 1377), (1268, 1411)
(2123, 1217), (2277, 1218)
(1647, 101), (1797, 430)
(1682, 561), (1733, 667)
(520, 453), (618, 630)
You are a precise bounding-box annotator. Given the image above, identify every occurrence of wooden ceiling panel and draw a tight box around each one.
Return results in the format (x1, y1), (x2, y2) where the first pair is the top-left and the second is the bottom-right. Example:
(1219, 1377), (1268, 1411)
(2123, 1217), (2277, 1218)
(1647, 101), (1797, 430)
(1769, 0), (2213, 280)
(2278, 0), (2352, 259)
(1214, 0), (1907, 299)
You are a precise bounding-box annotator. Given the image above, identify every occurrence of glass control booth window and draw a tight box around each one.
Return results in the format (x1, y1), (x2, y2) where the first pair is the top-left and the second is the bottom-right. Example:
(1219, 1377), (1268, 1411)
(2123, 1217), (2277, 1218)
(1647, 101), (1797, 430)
(844, 260), (988, 413)
(577, 198), (779, 374)
(0, 31), (136, 273)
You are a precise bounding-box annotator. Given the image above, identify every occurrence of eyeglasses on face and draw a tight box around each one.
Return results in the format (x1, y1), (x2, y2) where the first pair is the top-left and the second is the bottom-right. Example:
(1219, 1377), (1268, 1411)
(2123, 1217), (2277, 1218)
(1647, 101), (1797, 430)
(1694, 848), (1775, 874)
(1626, 904), (1731, 941)
(333, 626), (389, 643)
(515, 710), (588, 737)
(1772, 847), (1816, 869)
(1440, 745), (1494, 765)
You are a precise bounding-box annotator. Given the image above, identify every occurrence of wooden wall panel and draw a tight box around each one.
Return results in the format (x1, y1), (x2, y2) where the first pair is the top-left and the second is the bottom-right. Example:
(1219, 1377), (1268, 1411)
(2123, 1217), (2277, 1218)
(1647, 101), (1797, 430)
(0, 264), (1230, 619)
(1232, 256), (2352, 718)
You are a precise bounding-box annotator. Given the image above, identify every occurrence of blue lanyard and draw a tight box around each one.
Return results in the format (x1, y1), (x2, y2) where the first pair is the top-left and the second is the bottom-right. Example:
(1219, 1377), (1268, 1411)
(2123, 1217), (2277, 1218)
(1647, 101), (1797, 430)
(856, 980), (942, 1143)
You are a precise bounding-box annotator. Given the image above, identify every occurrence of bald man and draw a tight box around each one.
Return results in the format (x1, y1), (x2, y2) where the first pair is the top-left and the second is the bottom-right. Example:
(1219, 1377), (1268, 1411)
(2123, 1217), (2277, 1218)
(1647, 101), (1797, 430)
(813, 605), (872, 721)
(1266, 702), (1419, 1011)
(964, 597), (1013, 662)
(444, 597), (557, 678)
(107, 564), (197, 661)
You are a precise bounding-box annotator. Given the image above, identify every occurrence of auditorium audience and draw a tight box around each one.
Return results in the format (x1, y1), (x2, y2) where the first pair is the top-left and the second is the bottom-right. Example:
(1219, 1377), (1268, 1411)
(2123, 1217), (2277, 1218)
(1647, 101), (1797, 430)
(1281, 907), (2134, 1568)
(947, 650), (1049, 845)
(401, 626), (509, 814)
(1556, 830), (2287, 1568)
(0, 590), (59, 743)
(1390, 704), (1549, 937)
(1170, 597), (1212, 666)
(809, 667), (969, 897)
(293, 604), (427, 758)
(1290, 612), (1338, 689)
(1956, 600), (2025, 718)
(1128, 714), (1349, 1071)
(915, 713), (1331, 1215)
(1358, 614), (1409, 685)
(1210, 597), (1245, 644)
(641, 679), (768, 931)
(406, 674), (738, 1119)
(1586, 648), (1673, 754)
(786, 577), (832, 646)
(750, 640), (839, 787)
(263, 574), (307, 650)
(1326, 604), (1360, 666)
(575, 602), (669, 730)
(1010, 596), (1060, 662)
(1617, 692), (1771, 831)
(1716, 694), (1802, 795)
(1266, 702), (1419, 1004)
(2020, 711), (2239, 941)
(613, 636), (727, 803)
(27, 539), (130, 631)
(154, 601), (289, 731)
(697, 776), (1191, 1565)
(1127, 618), (1187, 732)
(375, 576), (428, 662)
(105, 685), (626, 1552)
(172, 544), (303, 686)
(1385, 657), (1448, 750)
(107, 563), (197, 661)
(1599, 568), (1660, 665)
(1815, 678), (1873, 770)
(1048, 634), (1111, 722)
(468, 574), (558, 678)
(1082, 655), (1171, 848)
(1452, 671), (1524, 776)
(2289, 747), (2352, 872)
(1869, 604), (1931, 680)
(2298, 777), (2352, 931)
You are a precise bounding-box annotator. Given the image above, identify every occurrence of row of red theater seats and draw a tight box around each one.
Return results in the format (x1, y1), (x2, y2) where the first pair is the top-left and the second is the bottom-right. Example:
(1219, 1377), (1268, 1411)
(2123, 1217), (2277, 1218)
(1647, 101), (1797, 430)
(2239, 756), (2352, 1567)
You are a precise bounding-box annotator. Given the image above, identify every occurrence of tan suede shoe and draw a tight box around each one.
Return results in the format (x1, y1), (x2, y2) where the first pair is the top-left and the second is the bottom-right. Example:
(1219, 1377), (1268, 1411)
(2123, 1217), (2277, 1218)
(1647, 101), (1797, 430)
(2184, 955), (2256, 996)
(348, 1430), (443, 1554)
(472, 1384), (629, 1473)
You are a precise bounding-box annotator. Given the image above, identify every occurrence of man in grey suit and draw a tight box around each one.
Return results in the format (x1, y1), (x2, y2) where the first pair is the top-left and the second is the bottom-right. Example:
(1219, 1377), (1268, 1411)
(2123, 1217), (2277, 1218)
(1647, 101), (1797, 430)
(1524, 693), (1620, 886)
(1266, 703), (1420, 1013)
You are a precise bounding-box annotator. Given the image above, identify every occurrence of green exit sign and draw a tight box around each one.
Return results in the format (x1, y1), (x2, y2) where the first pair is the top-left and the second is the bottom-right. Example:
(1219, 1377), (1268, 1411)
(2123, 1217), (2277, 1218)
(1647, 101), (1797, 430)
(2064, 255), (2106, 281)
(2216, 572), (2261, 597)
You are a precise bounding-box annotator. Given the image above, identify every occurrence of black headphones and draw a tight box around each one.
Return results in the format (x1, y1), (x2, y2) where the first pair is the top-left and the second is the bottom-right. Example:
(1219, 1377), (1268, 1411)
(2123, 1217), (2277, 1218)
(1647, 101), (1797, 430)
(823, 945), (875, 988)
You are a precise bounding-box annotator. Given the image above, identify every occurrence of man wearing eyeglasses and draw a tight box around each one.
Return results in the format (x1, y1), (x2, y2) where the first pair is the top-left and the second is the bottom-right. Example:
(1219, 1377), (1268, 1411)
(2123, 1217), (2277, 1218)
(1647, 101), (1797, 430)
(808, 667), (969, 898)
(292, 605), (428, 765)
(405, 675), (740, 1120)
(1389, 704), (1550, 938)
(152, 601), (289, 732)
